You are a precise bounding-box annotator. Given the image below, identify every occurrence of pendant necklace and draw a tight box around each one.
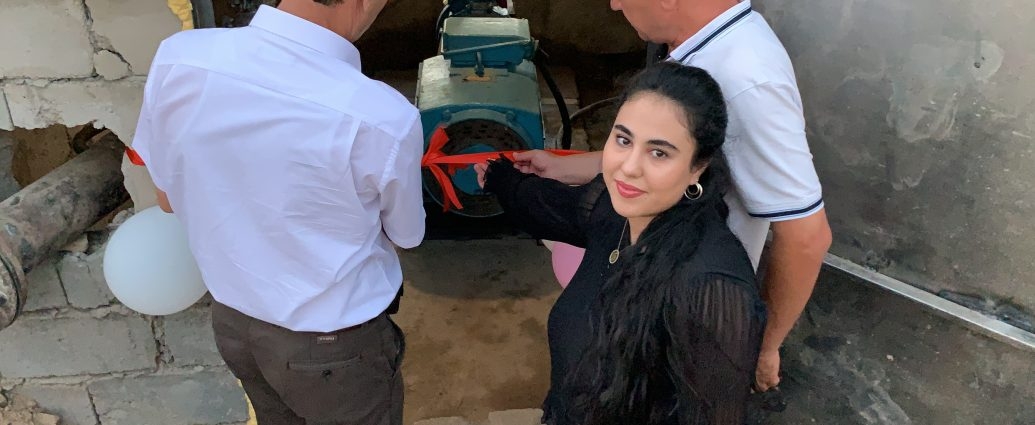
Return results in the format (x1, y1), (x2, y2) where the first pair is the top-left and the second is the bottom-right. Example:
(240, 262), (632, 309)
(609, 220), (628, 265)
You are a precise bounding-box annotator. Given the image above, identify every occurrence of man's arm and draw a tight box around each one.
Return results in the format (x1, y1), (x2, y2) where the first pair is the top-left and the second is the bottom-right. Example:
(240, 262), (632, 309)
(755, 209), (831, 390)
(511, 150), (602, 185)
(155, 188), (174, 213)
(376, 117), (426, 249)
(720, 82), (831, 391)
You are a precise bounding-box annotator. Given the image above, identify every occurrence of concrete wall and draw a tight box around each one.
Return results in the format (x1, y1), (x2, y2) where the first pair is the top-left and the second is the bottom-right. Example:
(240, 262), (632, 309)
(0, 0), (185, 210)
(756, 0), (1035, 321)
(0, 0), (183, 136)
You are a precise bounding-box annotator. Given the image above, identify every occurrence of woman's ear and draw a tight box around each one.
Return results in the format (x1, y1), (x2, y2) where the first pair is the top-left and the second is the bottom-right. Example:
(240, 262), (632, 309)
(690, 161), (709, 183)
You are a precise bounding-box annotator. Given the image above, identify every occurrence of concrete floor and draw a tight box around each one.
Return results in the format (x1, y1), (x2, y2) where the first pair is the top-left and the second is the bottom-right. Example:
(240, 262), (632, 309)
(0, 236), (564, 425)
(402, 243), (1035, 425)
(399, 242), (1035, 425)
(396, 239), (559, 424)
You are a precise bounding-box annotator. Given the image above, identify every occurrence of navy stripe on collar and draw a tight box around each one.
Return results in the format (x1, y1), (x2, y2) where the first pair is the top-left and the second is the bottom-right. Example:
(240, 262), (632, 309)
(671, 6), (753, 63)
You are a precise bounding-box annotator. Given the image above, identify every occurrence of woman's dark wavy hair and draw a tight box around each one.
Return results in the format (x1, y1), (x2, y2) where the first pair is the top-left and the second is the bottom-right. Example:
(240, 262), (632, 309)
(566, 62), (731, 425)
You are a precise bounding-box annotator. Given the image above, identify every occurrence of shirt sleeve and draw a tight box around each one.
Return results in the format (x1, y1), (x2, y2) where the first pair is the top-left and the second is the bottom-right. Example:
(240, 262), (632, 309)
(725, 82), (824, 221)
(483, 160), (592, 247)
(129, 56), (170, 191)
(375, 115), (427, 249)
(663, 274), (766, 424)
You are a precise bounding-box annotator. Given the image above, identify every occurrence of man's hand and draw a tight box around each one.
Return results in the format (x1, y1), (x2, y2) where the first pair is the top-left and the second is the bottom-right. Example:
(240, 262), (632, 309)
(474, 163), (488, 189)
(156, 188), (173, 213)
(512, 150), (565, 179)
(512, 150), (602, 185)
(755, 348), (781, 391)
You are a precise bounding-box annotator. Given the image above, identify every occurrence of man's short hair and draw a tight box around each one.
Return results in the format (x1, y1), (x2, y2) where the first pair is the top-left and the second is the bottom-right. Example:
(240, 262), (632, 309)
(312, 0), (344, 5)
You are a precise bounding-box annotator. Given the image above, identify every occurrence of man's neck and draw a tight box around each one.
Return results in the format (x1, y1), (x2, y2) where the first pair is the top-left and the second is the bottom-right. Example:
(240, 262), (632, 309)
(277, 0), (352, 41)
(667, 0), (741, 48)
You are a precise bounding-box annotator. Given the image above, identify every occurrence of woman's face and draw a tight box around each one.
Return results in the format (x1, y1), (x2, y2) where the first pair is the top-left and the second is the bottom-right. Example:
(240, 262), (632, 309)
(602, 92), (706, 222)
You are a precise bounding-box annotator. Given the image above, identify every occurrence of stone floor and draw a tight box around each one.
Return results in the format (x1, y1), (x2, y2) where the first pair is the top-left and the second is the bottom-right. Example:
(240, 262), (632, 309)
(0, 230), (250, 425)
(0, 224), (566, 425)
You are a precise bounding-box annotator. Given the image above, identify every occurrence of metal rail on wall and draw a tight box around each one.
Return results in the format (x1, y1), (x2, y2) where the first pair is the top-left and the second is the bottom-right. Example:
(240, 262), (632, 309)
(823, 253), (1035, 352)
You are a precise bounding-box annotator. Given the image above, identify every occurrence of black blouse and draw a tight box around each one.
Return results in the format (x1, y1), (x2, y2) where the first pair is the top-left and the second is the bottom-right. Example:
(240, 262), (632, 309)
(485, 164), (766, 425)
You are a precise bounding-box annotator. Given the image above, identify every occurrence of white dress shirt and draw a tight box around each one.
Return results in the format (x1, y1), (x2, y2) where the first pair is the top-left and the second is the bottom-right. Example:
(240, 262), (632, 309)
(131, 5), (426, 332)
(668, 1), (824, 269)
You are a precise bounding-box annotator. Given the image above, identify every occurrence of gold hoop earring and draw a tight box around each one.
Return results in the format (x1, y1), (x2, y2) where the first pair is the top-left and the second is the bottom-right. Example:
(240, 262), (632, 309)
(684, 183), (703, 200)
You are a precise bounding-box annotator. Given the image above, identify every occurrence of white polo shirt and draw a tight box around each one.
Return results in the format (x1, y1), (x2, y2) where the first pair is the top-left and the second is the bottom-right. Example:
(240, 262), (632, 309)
(669, 0), (823, 269)
(131, 5), (426, 332)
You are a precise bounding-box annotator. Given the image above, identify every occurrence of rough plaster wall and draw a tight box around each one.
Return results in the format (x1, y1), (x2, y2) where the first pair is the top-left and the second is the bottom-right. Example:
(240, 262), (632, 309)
(0, 0), (95, 79)
(756, 0), (1035, 316)
(0, 0), (182, 210)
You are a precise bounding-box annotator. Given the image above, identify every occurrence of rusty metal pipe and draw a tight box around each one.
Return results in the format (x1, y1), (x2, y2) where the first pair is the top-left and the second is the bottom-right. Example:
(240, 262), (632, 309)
(0, 137), (128, 330)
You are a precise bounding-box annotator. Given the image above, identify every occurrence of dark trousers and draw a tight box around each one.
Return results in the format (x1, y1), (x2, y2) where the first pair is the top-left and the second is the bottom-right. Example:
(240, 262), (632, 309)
(211, 301), (405, 425)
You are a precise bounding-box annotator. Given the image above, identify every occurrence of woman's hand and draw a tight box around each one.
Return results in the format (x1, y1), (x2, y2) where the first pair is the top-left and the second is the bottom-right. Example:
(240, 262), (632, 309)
(474, 162), (489, 189)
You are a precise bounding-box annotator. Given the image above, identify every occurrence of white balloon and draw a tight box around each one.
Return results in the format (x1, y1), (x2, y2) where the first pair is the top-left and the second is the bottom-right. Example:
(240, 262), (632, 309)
(103, 206), (207, 315)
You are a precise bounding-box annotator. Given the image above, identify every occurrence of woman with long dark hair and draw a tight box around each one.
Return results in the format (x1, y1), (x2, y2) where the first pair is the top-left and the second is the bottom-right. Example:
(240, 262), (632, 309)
(476, 62), (766, 424)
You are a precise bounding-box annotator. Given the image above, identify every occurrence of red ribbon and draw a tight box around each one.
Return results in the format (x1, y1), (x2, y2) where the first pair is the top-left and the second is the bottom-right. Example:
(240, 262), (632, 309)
(126, 128), (584, 213)
(421, 127), (583, 212)
(125, 147), (145, 166)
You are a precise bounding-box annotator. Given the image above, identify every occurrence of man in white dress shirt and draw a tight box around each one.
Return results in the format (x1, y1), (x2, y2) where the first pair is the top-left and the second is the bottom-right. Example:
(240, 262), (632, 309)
(514, 0), (832, 394)
(130, 0), (425, 423)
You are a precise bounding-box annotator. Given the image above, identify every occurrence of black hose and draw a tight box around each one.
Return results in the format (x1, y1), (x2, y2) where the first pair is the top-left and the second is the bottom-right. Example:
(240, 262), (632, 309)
(190, 0), (216, 28)
(559, 42), (666, 139)
(645, 42), (669, 66)
(569, 96), (619, 123)
(439, 0), (475, 35)
(435, 5), (450, 37)
(534, 49), (572, 150)
(559, 41), (664, 132)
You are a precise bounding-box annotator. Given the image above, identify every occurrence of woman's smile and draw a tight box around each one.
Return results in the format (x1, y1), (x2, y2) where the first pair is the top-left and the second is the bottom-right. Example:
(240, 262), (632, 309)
(614, 180), (646, 198)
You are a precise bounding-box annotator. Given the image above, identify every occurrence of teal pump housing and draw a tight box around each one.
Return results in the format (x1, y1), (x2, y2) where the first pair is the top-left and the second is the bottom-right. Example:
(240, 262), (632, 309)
(416, 16), (545, 217)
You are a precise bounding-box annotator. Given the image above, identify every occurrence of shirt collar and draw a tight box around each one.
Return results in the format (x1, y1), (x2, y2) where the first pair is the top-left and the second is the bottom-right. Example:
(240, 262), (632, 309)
(249, 5), (361, 69)
(667, 0), (753, 63)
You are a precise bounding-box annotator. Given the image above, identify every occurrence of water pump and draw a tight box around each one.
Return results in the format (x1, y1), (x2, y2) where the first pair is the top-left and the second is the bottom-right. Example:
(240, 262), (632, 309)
(417, 0), (570, 217)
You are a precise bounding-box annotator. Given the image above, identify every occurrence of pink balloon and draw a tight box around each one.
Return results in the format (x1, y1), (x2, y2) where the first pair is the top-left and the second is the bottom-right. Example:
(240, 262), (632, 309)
(551, 242), (585, 288)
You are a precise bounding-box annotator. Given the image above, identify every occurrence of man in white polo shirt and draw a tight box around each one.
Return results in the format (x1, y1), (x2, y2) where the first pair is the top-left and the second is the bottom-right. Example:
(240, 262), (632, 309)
(130, 0), (425, 423)
(514, 0), (832, 392)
